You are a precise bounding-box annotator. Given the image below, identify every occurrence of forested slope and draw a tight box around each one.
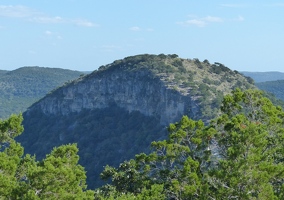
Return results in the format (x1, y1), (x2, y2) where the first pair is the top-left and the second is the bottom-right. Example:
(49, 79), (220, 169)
(0, 66), (83, 118)
(96, 89), (284, 199)
(241, 71), (284, 102)
(5, 89), (284, 199)
(256, 80), (284, 102)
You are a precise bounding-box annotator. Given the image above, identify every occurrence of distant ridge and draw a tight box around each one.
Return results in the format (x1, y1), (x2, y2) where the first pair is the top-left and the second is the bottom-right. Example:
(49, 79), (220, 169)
(0, 66), (83, 118)
(256, 80), (284, 102)
(241, 71), (284, 102)
(241, 71), (284, 83)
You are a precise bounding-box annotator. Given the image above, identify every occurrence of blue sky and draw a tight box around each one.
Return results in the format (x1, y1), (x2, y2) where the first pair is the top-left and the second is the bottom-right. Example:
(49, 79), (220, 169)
(0, 1), (284, 72)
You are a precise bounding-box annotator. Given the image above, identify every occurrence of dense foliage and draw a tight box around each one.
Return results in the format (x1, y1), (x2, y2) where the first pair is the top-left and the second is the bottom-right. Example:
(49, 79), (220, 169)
(0, 114), (94, 199)
(0, 66), (83, 118)
(96, 89), (284, 199)
(17, 105), (165, 189)
(3, 88), (284, 199)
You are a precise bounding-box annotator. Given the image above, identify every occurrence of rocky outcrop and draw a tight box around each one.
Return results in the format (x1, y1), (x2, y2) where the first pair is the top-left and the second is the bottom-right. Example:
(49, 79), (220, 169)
(30, 68), (199, 125)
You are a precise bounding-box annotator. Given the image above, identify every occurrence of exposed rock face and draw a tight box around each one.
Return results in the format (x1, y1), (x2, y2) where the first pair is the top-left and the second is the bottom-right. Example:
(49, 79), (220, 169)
(31, 68), (199, 125)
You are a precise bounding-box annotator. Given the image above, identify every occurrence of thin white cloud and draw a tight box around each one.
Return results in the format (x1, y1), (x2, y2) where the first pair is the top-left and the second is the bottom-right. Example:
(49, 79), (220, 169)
(264, 3), (284, 7)
(73, 19), (97, 27)
(178, 14), (245, 27)
(178, 15), (223, 27)
(129, 26), (141, 31)
(184, 19), (206, 27)
(235, 15), (245, 21)
(222, 3), (284, 8)
(220, 4), (246, 8)
(203, 16), (223, 22)
(0, 5), (96, 27)
(33, 17), (97, 27)
(45, 30), (52, 35)
(129, 26), (154, 32)
(101, 45), (123, 52)
(32, 16), (65, 24)
(44, 30), (62, 40)
(0, 5), (39, 18)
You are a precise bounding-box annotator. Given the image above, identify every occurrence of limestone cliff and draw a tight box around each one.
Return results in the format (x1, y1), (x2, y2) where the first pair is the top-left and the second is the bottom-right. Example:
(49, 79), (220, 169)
(32, 69), (195, 126)
(27, 54), (253, 125)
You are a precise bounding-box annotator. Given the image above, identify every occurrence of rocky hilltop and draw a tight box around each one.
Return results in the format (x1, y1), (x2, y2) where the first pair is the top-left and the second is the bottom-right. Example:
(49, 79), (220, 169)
(17, 54), (255, 188)
(27, 54), (253, 125)
(34, 65), (194, 126)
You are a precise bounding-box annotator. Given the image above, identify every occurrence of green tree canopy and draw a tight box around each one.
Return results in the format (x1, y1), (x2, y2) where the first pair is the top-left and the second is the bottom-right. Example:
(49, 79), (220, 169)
(97, 89), (284, 199)
(0, 114), (94, 199)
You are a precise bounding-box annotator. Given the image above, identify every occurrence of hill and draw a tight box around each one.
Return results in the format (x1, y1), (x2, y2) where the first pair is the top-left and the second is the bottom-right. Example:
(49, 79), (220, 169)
(241, 71), (284, 83)
(240, 71), (284, 102)
(16, 54), (256, 188)
(256, 80), (284, 101)
(0, 66), (83, 119)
